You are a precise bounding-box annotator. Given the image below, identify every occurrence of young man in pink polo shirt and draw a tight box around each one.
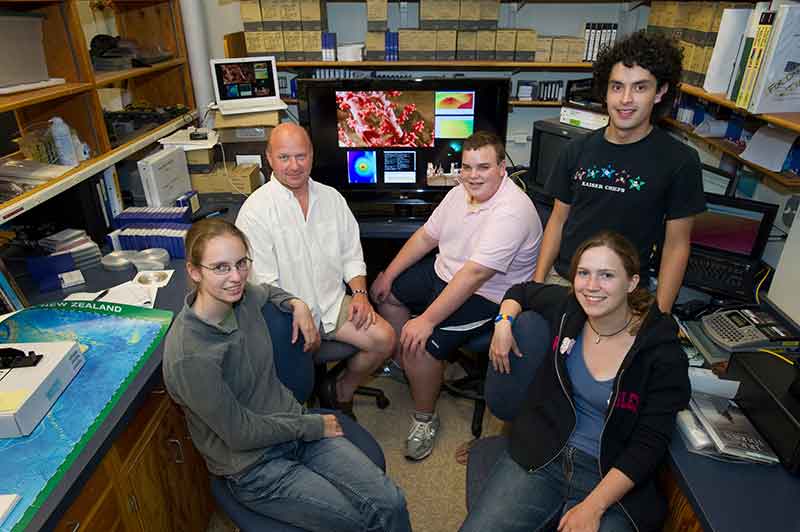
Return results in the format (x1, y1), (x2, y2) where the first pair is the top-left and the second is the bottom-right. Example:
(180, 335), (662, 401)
(370, 131), (543, 460)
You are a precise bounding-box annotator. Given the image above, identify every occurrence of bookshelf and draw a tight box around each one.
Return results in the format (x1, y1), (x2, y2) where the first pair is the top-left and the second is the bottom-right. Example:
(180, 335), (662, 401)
(0, 0), (196, 224)
(276, 60), (593, 71)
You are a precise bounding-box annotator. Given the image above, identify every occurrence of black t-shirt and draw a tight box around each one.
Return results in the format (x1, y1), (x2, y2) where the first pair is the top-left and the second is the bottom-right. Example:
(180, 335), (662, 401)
(545, 126), (705, 279)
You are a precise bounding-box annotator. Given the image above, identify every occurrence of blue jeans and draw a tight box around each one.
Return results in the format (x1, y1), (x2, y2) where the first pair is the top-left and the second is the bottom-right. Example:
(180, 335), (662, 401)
(460, 446), (634, 532)
(485, 310), (550, 421)
(227, 436), (411, 532)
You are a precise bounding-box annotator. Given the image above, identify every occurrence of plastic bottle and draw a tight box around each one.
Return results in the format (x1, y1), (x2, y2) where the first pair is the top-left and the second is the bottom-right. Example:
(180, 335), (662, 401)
(50, 117), (78, 166)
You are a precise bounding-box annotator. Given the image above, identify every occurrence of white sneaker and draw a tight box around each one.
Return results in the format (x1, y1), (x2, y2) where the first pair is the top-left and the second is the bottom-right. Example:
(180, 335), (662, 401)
(405, 414), (440, 461)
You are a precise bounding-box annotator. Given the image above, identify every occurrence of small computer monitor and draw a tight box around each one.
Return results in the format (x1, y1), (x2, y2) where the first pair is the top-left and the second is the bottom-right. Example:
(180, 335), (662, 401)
(701, 164), (735, 196)
(528, 118), (592, 190)
(691, 193), (778, 260)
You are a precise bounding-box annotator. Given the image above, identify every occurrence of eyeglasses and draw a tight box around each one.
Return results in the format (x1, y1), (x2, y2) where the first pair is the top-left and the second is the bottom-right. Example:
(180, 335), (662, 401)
(197, 257), (253, 276)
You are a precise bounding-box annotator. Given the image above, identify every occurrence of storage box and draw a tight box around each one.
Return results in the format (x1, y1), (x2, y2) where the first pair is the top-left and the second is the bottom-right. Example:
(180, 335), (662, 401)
(300, 0), (326, 30)
(213, 110), (280, 129)
(495, 30), (517, 60)
(185, 147), (216, 172)
(191, 164), (262, 194)
(436, 30), (458, 60)
(260, 0), (283, 30)
(245, 31), (266, 55)
(535, 36), (553, 62)
(479, 0), (500, 29)
(0, 13), (49, 88)
(281, 0), (302, 30)
(283, 30), (305, 60)
(0, 342), (84, 438)
(515, 29), (538, 61)
(399, 30), (436, 60)
(240, 0), (263, 31)
(302, 30), (322, 60)
(366, 31), (386, 60)
(567, 38), (586, 63)
(477, 31), (496, 60)
(459, 0), (481, 30)
(262, 30), (285, 60)
(420, 0), (460, 29)
(457, 31), (478, 60)
(367, 0), (388, 31)
(217, 127), (271, 144)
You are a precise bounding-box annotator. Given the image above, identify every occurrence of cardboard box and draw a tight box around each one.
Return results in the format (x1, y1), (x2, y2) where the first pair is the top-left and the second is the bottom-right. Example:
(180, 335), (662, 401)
(366, 31), (386, 60)
(477, 30), (496, 60)
(186, 147), (216, 169)
(281, 0), (302, 30)
(262, 31), (285, 60)
(515, 29), (538, 61)
(244, 31), (266, 55)
(535, 36), (553, 62)
(240, 0), (263, 31)
(479, 0), (500, 29)
(260, 0), (283, 30)
(456, 30), (477, 60)
(459, 0), (481, 30)
(191, 164), (262, 195)
(213, 110), (280, 129)
(283, 30), (304, 60)
(495, 30), (516, 60)
(300, 0), (326, 30)
(0, 342), (84, 438)
(436, 30), (457, 60)
(420, 0), (460, 29)
(367, 0), (388, 32)
(302, 30), (322, 60)
(399, 30), (436, 60)
(567, 38), (586, 63)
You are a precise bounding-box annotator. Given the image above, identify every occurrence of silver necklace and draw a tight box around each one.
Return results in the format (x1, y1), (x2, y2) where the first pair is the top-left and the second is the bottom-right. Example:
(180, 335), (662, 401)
(587, 314), (633, 344)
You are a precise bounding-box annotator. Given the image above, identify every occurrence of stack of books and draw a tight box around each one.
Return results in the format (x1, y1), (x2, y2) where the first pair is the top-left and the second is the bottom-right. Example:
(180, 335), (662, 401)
(107, 223), (190, 259)
(687, 391), (779, 464)
(39, 229), (102, 271)
(114, 206), (191, 228)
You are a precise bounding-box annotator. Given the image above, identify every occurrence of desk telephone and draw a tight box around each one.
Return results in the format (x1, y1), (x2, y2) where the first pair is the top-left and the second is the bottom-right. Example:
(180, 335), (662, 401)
(700, 307), (800, 352)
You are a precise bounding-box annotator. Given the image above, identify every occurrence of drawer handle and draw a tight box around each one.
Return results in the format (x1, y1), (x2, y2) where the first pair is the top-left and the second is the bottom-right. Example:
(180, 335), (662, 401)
(167, 438), (185, 463)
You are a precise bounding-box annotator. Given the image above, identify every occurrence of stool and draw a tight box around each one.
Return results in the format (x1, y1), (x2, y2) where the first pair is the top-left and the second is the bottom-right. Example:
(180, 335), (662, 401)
(442, 330), (491, 438)
(313, 340), (390, 410)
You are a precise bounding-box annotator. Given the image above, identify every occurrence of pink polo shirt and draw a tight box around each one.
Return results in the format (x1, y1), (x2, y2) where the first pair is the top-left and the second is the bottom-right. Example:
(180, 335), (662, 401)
(424, 176), (543, 304)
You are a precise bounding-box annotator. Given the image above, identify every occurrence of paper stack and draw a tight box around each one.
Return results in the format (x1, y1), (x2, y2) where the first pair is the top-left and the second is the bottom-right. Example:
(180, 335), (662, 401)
(40, 229), (102, 270)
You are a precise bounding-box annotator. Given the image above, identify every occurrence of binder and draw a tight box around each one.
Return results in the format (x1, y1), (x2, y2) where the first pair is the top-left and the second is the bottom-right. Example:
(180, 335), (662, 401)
(747, 4), (800, 114)
(735, 10), (776, 109)
(703, 8), (751, 94)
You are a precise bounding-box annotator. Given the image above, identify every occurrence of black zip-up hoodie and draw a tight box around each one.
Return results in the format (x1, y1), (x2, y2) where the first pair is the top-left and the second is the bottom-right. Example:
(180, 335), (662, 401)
(504, 282), (690, 532)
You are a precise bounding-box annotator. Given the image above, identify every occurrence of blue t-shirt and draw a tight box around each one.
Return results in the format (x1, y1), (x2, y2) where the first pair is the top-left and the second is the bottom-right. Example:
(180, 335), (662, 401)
(567, 333), (614, 458)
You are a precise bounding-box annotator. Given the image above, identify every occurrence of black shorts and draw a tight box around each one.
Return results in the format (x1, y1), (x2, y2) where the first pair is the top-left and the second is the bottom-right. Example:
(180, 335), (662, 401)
(391, 256), (499, 360)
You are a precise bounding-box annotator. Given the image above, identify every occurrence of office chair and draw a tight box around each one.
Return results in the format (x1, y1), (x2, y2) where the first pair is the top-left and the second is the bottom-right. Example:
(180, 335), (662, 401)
(313, 340), (391, 411)
(208, 304), (386, 532)
(442, 329), (492, 438)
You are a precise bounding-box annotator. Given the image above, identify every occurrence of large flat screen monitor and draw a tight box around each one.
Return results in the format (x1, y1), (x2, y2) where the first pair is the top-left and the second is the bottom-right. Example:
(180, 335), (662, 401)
(297, 78), (510, 202)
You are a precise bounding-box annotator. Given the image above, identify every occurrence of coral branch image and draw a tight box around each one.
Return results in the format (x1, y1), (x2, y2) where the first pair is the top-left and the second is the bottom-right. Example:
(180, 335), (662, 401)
(336, 91), (435, 147)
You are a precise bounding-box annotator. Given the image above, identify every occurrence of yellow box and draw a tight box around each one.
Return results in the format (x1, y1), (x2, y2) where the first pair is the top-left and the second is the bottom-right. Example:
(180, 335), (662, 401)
(283, 30), (304, 60)
(436, 30), (457, 60)
(191, 164), (261, 195)
(459, 0), (481, 29)
(241, 0), (262, 30)
(515, 29), (538, 61)
(535, 36), (552, 62)
(399, 30), (436, 60)
(457, 30), (477, 60)
(567, 38), (586, 63)
(281, 0), (302, 30)
(300, 0), (325, 30)
(367, 0), (388, 31)
(260, 0), (283, 30)
(302, 30), (322, 60)
(495, 29), (516, 60)
(477, 30), (495, 60)
(262, 31), (285, 59)
(244, 31), (265, 54)
(479, 0), (500, 29)
(420, 0), (460, 29)
(365, 31), (385, 60)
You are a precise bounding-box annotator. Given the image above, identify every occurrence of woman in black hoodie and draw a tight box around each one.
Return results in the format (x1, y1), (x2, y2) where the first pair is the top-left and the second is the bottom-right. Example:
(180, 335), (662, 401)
(460, 231), (690, 532)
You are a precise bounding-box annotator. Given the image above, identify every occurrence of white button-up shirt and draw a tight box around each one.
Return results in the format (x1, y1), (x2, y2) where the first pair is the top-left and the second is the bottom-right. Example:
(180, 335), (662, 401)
(235, 175), (367, 333)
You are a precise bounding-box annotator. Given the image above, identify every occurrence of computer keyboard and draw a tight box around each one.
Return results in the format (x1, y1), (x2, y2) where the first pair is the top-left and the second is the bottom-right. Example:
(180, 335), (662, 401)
(358, 218), (424, 239)
(683, 249), (759, 301)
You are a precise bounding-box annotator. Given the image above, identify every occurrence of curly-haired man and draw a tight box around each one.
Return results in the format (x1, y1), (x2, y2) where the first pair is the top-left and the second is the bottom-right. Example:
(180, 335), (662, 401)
(533, 31), (705, 312)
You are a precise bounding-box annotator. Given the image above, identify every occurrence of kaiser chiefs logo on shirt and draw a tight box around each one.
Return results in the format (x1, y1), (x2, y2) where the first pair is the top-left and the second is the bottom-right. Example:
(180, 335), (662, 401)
(572, 164), (645, 193)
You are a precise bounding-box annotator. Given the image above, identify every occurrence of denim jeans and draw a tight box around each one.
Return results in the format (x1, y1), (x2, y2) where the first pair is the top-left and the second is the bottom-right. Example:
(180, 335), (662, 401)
(460, 446), (634, 532)
(227, 436), (411, 532)
(485, 310), (551, 421)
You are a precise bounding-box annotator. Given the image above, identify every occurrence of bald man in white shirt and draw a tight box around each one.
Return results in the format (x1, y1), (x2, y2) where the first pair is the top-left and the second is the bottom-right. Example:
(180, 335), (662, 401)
(236, 123), (395, 419)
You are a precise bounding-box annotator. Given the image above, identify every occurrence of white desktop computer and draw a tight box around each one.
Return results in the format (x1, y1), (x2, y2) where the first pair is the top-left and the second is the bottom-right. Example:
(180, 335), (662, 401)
(137, 147), (192, 207)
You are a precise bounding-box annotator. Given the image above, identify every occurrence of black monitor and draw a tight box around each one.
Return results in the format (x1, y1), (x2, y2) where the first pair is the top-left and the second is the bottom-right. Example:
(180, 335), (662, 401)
(297, 78), (510, 204)
(528, 117), (592, 191)
(691, 193), (777, 261)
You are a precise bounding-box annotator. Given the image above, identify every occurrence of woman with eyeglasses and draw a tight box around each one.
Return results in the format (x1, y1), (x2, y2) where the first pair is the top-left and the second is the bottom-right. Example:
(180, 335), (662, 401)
(162, 218), (411, 532)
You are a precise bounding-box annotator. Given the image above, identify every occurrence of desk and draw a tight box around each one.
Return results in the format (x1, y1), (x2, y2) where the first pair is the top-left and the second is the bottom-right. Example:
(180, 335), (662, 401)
(10, 260), (212, 531)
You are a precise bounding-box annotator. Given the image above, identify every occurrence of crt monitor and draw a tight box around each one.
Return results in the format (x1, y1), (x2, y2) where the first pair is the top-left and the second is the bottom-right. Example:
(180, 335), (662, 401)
(690, 192), (777, 261)
(296, 78), (510, 202)
(528, 117), (592, 191)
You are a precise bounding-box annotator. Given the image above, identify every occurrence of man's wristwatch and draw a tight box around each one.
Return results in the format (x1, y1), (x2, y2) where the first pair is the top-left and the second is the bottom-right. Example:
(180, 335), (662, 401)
(352, 289), (368, 296)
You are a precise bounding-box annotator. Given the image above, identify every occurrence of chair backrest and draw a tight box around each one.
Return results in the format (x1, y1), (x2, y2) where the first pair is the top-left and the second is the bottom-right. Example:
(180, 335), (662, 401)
(262, 302), (315, 403)
(313, 340), (359, 364)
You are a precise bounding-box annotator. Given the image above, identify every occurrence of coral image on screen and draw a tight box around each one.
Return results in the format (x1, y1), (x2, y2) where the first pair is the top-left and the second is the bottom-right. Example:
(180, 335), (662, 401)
(435, 91), (475, 114)
(336, 91), (434, 148)
(691, 211), (761, 256)
(435, 117), (474, 139)
(347, 150), (377, 184)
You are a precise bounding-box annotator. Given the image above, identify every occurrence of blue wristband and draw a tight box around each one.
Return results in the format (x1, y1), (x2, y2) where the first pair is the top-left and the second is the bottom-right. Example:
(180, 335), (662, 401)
(494, 314), (514, 324)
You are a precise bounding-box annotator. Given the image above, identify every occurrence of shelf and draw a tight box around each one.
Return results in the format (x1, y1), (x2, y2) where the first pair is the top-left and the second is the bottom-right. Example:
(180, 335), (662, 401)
(678, 83), (800, 135)
(277, 60), (593, 71)
(0, 82), (93, 114)
(93, 58), (186, 86)
(662, 117), (800, 189)
(0, 110), (198, 223)
(510, 100), (562, 107)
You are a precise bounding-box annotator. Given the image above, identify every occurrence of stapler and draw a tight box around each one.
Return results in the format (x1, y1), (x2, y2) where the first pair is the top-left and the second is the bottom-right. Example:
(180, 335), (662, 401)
(0, 346), (42, 369)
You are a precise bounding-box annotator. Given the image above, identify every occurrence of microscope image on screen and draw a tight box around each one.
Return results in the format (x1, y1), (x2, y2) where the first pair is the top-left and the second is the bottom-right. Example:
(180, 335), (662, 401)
(336, 90), (435, 148)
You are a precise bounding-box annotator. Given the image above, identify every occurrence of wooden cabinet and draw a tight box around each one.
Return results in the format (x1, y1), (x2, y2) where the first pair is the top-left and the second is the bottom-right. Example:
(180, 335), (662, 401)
(657, 465), (705, 532)
(0, 0), (196, 222)
(56, 390), (213, 532)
